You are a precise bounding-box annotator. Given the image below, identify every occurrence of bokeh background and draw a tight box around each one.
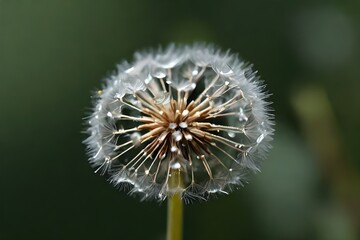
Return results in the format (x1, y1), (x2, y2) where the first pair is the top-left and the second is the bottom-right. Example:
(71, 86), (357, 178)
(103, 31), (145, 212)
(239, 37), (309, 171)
(1, 0), (359, 239)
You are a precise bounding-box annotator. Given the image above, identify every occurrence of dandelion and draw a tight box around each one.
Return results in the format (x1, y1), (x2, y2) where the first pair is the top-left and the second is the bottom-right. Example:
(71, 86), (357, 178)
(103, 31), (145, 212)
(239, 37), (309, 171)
(84, 43), (274, 202)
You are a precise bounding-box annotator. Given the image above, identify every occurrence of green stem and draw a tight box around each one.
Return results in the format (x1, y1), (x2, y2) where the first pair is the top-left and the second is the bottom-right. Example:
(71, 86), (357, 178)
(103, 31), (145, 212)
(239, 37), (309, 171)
(166, 167), (183, 240)
(166, 192), (183, 240)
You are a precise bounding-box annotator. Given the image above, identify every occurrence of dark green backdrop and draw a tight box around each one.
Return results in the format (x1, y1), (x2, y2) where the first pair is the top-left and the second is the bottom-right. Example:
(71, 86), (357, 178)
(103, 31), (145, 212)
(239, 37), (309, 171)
(1, 0), (359, 239)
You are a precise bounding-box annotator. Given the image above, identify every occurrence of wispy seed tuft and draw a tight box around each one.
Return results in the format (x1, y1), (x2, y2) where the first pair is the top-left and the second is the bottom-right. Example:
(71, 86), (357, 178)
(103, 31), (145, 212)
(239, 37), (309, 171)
(84, 43), (274, 202)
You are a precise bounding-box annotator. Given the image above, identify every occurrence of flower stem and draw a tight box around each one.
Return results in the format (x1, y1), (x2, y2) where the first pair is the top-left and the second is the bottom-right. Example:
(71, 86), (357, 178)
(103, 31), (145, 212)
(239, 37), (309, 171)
(166, 167), (183, 240)
(167, 192), (183, 240)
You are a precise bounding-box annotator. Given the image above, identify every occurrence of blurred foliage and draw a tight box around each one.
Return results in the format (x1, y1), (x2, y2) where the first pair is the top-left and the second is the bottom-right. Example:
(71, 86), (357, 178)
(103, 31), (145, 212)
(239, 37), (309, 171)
(1, 0), (359, 239)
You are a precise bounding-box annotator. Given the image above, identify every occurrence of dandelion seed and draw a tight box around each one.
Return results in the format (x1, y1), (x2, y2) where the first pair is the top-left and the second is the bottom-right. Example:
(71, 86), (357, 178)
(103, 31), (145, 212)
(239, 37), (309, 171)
(84, 43), (274, 201)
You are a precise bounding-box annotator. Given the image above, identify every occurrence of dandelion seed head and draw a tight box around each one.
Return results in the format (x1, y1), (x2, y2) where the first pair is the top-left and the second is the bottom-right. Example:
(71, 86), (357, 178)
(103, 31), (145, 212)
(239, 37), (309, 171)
(84, 43), (274, 201)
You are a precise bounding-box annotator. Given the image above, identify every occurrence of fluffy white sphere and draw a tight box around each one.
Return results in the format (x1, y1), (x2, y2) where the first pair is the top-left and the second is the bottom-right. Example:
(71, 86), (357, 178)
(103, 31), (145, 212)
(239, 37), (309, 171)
(84, 44), (274, 201)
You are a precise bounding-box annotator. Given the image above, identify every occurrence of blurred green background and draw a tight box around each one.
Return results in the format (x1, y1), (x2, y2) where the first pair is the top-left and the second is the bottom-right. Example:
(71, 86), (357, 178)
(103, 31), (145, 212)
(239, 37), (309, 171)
(1, 0), (359, 239)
